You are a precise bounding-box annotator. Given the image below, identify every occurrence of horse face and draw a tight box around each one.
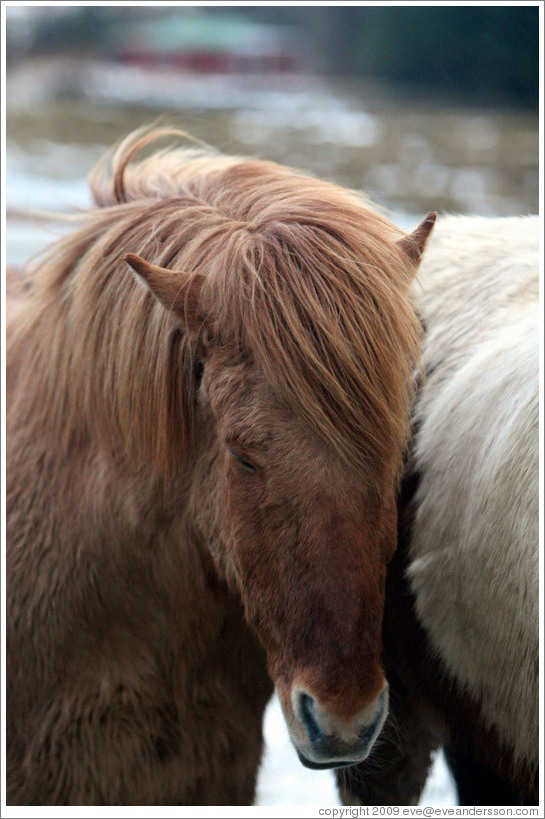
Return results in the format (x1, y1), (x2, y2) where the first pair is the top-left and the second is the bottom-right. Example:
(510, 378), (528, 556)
(123, 212), (436, 769)
(199, 358), (395, 769)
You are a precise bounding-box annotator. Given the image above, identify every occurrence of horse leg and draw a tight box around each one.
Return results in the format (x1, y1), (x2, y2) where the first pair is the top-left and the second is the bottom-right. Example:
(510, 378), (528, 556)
(444, 744), (533, 807)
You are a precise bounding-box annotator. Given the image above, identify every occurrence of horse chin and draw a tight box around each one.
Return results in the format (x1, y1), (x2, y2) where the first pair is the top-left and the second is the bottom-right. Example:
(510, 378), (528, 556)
(295, 751), (358, 771)
(290, 725), (383, 770)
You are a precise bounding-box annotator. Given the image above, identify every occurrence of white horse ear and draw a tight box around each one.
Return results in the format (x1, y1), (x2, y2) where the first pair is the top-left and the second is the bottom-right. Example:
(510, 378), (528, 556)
(124, 253), (207, 334)
(397, 212), (437, 268)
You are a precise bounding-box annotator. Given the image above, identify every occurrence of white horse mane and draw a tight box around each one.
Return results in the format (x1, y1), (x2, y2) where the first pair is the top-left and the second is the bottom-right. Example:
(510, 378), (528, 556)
(407, 215), (539, 771)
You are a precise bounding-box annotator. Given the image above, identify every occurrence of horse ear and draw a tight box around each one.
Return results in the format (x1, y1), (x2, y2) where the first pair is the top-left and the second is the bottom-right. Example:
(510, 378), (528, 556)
(397, 212), (437, 268)
(124, 253), (207, 334)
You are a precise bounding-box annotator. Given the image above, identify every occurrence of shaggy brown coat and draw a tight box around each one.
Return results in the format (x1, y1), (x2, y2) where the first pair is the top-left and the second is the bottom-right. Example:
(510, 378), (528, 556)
(7, 128), (433, 804)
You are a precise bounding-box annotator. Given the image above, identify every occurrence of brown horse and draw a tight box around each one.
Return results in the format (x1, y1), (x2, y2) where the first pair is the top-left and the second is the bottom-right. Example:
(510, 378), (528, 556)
(7, 127), (434, 805)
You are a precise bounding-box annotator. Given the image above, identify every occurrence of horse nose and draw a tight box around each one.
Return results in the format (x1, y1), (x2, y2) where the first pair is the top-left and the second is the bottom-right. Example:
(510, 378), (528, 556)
(292, 684), (389, 769)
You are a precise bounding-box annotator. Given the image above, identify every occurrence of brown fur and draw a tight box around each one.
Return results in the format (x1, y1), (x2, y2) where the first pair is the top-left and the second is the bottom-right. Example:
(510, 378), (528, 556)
(7, 128), (431, 804)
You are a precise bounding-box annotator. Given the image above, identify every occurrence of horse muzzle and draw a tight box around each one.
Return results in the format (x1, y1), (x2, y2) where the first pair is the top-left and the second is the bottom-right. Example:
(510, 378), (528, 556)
(289, 684), (389, 770)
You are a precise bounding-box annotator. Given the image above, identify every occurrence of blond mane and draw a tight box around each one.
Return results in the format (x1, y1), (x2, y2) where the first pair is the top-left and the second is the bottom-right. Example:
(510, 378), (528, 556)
(8, 127), (420, 487)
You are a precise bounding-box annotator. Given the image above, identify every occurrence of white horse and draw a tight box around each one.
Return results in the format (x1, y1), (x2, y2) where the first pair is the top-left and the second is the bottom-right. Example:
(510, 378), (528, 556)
(339, 214), (539, 805)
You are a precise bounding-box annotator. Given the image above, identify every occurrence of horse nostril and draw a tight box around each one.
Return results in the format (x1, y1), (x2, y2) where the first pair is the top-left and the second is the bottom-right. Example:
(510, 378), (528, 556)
(359, 687), (388, 744)
(297, 691), (323, 743)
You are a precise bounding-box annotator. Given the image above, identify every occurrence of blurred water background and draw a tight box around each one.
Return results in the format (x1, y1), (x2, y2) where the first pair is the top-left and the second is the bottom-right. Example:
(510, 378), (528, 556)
(4, 4), (540, 809)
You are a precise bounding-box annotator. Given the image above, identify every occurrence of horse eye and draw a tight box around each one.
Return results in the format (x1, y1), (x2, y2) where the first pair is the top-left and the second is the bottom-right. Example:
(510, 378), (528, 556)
(227, 446), (259, 474)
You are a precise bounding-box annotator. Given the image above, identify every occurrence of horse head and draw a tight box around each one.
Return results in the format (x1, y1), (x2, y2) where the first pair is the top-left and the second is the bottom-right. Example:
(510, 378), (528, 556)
(124, 203), (434, 769)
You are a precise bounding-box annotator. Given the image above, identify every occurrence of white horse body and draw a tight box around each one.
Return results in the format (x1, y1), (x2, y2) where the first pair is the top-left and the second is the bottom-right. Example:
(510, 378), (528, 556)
(407, 215), (539, 771)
